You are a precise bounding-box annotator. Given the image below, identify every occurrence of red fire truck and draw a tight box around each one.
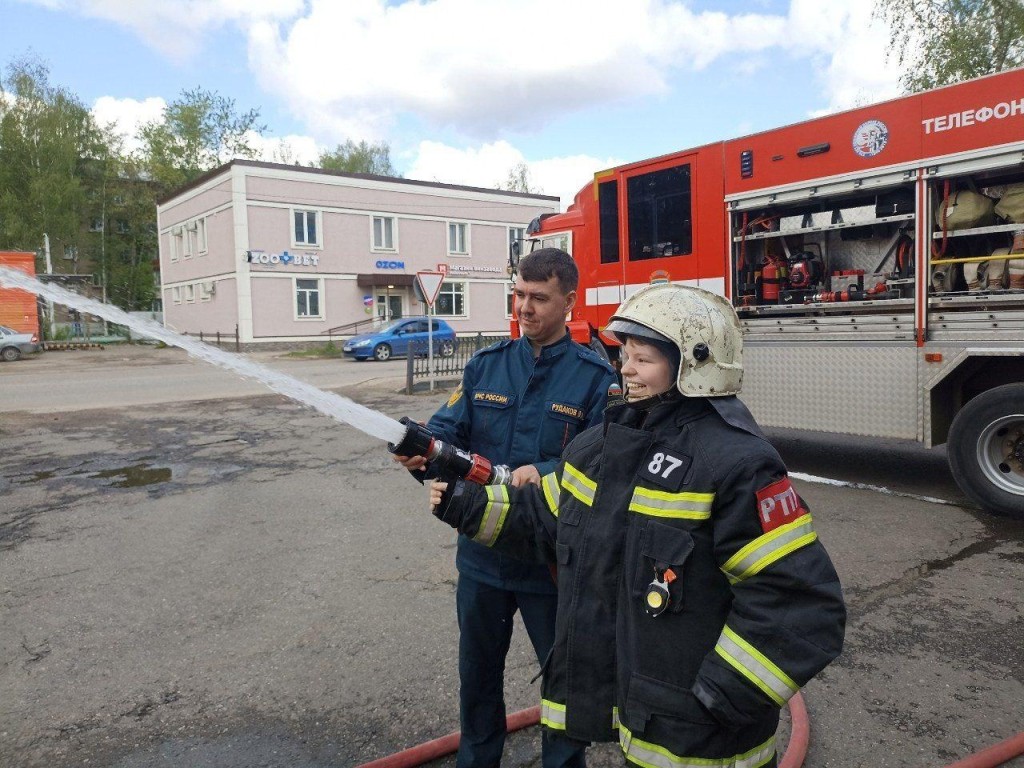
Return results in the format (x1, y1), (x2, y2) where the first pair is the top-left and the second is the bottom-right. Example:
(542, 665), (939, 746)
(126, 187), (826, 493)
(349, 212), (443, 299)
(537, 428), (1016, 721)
(514, 66), (1024, 519)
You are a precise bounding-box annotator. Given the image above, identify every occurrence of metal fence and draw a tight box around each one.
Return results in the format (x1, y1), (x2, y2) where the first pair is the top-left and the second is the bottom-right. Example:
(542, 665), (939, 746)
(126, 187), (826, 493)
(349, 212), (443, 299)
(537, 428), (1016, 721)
(180, 326), (241, 351)
(405, 333), (508, 394)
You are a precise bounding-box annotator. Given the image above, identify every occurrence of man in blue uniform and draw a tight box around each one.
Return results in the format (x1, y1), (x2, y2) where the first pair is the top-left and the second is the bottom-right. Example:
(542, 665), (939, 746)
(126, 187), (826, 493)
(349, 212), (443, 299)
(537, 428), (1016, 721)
(395, 248), (617, 768)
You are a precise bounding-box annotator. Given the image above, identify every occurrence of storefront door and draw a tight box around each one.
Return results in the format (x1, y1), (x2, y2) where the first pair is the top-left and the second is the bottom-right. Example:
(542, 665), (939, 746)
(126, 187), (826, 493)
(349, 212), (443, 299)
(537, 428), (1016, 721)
(376, 292), (403, 320)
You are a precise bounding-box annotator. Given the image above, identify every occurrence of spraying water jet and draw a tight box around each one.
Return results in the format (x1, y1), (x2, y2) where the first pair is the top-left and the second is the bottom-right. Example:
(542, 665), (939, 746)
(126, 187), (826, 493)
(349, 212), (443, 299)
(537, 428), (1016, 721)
(0, 267), (511, 484)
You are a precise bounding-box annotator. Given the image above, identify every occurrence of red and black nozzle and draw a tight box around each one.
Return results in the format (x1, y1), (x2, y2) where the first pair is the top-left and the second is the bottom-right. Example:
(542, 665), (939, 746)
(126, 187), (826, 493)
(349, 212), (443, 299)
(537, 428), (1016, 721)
(388, 416), (512, 485)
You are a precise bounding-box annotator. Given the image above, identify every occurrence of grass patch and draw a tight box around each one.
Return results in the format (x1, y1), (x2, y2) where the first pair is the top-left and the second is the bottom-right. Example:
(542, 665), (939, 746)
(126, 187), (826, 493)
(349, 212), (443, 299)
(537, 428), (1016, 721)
(285, 341), (344, 359)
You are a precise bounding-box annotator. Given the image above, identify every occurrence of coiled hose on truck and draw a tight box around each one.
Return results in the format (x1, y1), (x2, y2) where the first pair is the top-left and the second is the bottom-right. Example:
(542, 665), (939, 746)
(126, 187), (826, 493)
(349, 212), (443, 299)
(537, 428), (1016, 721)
(355, 693), (1024, 768)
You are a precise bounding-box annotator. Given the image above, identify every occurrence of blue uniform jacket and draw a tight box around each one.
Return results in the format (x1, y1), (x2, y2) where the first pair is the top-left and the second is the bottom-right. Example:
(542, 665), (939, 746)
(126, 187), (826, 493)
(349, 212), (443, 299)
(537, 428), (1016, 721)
(427, 332), (616, 592)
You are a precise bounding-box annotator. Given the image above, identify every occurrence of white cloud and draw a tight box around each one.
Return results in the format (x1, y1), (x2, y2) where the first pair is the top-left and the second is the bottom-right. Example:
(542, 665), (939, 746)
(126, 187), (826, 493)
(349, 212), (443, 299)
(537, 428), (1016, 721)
(405, 140), (620, 211)
(22, 0), (304, 62)
(249, 133), (321, 166)
(789, 0), (902, 115)
(48, 0), (904, 187)
(244, 0), (791, 140)
(91, 95), (166, 153)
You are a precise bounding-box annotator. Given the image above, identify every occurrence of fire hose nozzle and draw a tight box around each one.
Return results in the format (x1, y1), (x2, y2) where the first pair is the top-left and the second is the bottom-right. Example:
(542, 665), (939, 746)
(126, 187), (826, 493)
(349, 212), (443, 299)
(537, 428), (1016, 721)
(388, 416), (513, 485)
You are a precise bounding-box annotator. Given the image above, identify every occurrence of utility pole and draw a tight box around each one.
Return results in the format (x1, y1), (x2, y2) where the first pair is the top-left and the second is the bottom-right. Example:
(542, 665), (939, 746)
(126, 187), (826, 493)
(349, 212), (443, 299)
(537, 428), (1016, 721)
(43, 233), (55, 338)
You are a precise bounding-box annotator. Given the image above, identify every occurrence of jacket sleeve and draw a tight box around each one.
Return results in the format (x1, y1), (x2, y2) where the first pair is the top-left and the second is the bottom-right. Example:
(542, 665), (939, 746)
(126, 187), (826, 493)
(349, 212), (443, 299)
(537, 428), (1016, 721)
(692, 449), (846, 728)
(404, 366), (475, 483)
(434, 467), (563, 565)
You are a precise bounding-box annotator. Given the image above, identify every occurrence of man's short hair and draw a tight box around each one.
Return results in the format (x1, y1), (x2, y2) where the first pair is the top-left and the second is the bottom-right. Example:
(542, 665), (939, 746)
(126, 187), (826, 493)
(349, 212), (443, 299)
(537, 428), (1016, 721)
(518, 248), (578, 294)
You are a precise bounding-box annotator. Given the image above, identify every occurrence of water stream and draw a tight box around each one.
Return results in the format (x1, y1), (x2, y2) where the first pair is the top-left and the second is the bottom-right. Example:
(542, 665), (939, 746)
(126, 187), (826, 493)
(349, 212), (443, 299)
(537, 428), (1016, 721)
(0, 266), (406, 445)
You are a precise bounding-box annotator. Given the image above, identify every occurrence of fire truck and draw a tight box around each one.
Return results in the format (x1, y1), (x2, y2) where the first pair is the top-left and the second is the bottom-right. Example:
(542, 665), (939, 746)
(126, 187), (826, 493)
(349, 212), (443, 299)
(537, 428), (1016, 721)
(513, 66), (1024, 520)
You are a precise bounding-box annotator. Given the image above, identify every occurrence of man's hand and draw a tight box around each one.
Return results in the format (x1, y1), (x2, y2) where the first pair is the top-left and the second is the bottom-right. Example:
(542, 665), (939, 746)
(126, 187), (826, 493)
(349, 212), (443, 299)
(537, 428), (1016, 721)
(430, 480), (449, 513)
(394, 453), (428, 471)
(510, 464), (541, 488)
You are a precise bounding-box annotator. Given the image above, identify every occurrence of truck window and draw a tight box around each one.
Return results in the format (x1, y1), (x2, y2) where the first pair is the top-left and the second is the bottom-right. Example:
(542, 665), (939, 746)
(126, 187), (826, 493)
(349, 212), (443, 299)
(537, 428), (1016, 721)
(627, 164), (692, 261)
(599, 180), (620, 264)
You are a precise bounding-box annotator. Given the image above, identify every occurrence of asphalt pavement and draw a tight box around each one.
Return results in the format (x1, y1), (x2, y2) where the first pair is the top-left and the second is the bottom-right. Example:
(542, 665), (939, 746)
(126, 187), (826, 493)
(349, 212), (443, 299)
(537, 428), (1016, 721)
(1, 345), (1022, 768)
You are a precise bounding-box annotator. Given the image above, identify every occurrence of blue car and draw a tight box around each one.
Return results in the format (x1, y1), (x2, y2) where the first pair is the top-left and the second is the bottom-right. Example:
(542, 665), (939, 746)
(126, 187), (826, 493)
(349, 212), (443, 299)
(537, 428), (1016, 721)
(343, 318), (458, 361)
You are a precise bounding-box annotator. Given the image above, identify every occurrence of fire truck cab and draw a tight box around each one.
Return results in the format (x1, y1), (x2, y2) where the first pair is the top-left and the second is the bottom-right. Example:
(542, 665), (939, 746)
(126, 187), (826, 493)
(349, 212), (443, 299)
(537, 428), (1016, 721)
(514, 67), (1024, 520)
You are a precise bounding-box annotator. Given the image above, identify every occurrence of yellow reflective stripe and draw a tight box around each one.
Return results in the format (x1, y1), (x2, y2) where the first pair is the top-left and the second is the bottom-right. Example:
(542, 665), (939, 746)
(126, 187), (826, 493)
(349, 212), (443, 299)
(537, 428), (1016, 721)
(628, 486), (714, 520)
(714, 626), (798, 707)
(561, 462), (596, 507)
(619, 726), (775, 768)
(721, 515), (817, 583)
(542, 472), (561, 516)
(474, 485), (510, 547)
(540, 699), (566, 730)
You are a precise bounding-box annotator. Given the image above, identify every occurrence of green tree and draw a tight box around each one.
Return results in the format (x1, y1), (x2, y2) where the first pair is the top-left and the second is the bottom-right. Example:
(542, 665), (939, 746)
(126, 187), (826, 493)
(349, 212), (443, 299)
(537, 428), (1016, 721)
(0, 55), (105, 257)
(138, 87), (266, 193)
(875, 0), (1024, 92)
(80, 140), (160, 312)
(498, 162), (538, 193)
(317, 139), (400, 176)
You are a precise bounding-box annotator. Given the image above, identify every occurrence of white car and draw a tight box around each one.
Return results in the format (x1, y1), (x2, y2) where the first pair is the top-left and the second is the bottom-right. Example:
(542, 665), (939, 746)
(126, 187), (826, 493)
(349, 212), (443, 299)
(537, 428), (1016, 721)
(0, 325), (41, 361)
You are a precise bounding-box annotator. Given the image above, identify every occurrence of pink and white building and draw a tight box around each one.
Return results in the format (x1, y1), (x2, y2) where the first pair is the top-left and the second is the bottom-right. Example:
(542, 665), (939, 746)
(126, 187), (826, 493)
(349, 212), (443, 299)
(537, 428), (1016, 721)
(157, 160), (558, 346)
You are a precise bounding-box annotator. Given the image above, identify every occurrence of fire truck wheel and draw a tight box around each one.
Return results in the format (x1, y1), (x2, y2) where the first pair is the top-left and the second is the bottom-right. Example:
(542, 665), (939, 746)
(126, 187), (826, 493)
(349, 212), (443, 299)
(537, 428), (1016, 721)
(947, 383), (1024, 520)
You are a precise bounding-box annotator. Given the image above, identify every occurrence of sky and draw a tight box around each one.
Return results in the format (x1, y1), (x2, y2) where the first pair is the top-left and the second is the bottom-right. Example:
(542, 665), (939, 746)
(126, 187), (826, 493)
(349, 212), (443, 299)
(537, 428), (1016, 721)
(1, 0), (906, 209)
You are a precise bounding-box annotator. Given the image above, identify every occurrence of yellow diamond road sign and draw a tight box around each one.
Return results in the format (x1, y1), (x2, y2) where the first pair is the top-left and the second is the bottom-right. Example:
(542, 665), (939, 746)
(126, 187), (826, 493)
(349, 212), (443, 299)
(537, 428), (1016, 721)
(416, 271), (445, 307)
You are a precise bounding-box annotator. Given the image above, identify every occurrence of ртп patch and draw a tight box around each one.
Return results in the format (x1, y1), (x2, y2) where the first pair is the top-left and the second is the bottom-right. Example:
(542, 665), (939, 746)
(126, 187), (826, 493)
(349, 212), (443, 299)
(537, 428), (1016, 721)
(756, 476), (808, 533)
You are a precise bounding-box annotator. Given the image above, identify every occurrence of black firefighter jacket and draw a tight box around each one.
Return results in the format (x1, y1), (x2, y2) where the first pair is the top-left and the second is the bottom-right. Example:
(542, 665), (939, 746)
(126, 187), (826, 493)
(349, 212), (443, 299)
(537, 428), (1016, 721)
(435, 395), (846, 768)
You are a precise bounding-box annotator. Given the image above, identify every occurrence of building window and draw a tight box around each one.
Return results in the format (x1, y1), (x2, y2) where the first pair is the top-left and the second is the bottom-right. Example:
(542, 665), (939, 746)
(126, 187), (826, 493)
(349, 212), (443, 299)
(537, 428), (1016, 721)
(294, 209), (320, 246)
(372, 216), (396, 251)
(172, 286), (182, 304)
(505, 283), (514, 318)
(170, 230), (182, 262)
(185, 284), (196, 303)
(296, 278), (322, 318)
(435, 280), (467, 317)
(448, 222), (469, 255)
(89, 218), (104, 233)
(508, 226), (524, 255)
(197, 218), (208, 254)
(115, 219), (131, 235)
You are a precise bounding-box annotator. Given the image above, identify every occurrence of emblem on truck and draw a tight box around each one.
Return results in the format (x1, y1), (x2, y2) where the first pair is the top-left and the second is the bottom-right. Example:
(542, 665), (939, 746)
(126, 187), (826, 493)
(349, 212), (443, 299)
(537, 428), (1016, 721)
(852, 119), (889, 158)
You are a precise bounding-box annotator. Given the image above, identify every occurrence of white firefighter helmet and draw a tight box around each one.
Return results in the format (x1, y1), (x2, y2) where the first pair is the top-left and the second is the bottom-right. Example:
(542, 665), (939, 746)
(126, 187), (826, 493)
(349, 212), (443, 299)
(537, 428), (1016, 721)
(605, 283), (743, 397)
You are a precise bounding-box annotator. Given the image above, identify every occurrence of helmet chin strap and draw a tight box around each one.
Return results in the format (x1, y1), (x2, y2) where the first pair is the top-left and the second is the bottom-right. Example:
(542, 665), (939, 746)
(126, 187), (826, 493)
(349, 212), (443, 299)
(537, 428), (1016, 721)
(626, 386), (682, 411)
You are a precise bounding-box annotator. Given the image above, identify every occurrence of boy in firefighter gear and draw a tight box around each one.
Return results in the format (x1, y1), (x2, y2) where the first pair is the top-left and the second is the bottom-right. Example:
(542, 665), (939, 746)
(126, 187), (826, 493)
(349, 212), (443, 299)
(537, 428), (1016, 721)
(394, 248), (617, 768)
(428, 283), (846, 768)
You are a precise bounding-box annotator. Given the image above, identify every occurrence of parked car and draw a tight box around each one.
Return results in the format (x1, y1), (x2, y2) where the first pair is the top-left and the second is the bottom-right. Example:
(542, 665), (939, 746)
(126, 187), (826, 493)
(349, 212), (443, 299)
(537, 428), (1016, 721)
(0, 325), (41, 361)
(343, 318), (457, 361)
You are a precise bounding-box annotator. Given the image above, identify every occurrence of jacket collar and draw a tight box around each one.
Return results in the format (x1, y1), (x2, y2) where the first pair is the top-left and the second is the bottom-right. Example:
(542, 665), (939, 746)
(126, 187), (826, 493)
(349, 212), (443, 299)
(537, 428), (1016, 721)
(516, 330), (572, 361)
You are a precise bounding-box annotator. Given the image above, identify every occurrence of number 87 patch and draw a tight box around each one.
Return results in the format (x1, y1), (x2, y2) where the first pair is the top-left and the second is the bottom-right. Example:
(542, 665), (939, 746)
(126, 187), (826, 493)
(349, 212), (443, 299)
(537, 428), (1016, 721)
(637, 446), (692, 491)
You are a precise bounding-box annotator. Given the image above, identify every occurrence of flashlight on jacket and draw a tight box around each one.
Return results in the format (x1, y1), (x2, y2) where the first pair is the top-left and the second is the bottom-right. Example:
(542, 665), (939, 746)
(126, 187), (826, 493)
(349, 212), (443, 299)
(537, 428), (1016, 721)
(388, 416), (513, 485)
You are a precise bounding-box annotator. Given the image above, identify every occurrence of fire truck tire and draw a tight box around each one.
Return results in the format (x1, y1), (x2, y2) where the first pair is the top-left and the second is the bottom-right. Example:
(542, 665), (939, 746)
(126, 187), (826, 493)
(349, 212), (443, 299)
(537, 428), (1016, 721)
(947, 383), (1024, 520)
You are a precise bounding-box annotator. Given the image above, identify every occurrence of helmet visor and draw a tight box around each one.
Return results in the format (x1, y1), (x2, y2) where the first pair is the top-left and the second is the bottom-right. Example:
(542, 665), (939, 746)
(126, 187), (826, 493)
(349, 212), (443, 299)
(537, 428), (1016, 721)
(605, 318), (673, 347)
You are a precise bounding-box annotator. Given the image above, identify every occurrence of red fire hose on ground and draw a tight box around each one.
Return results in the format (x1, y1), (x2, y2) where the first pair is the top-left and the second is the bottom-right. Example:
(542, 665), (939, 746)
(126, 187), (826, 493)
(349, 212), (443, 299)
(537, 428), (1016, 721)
(355, 693), (1024, 768)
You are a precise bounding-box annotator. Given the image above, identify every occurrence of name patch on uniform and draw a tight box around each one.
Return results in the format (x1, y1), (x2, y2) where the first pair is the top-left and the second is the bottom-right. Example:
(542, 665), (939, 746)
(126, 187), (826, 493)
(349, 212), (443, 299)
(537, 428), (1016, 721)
(756, 476), (808, 533)
(637, 447), (692, 491)
(550, 403), (584, 420)
(474, 391), (511, 405)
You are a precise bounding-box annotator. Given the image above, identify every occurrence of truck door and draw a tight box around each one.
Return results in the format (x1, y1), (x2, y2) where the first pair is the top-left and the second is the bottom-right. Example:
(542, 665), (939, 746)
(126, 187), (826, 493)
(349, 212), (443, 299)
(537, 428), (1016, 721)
(619, 155), (700, 295)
